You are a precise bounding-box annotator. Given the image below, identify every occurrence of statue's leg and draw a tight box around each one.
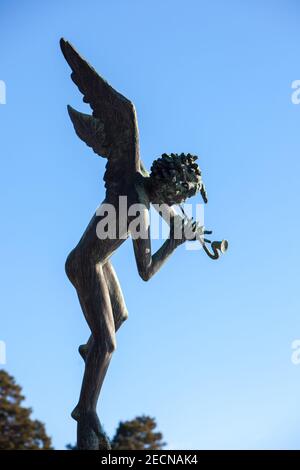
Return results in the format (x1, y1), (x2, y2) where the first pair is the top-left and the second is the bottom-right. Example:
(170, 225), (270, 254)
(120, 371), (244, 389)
(79, 261), (128, 360)
(70, 260), (117, 449)
(104, 261), (129, 330)
(73, 262), (128, 449)
(65, 206), (128, 449)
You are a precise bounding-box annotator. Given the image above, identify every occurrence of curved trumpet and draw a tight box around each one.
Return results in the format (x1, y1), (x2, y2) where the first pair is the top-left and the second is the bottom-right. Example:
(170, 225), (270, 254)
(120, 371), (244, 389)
(179, 206), (228, 260)
(202, 239), (228, 260)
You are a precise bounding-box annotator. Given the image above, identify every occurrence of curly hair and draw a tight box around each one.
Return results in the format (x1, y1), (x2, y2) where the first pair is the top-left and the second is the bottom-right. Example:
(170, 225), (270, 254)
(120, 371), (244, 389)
(149, 153), (207, 205)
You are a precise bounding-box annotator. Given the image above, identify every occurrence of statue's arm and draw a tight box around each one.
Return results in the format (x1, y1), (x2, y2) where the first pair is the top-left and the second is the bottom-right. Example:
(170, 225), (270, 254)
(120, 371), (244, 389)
(132, 207), (183, 281)
(152, 203), (178, 226)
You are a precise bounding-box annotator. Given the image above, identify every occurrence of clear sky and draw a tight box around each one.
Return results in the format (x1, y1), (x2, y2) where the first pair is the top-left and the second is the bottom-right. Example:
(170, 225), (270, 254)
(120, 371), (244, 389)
(1, 0), (300, 450)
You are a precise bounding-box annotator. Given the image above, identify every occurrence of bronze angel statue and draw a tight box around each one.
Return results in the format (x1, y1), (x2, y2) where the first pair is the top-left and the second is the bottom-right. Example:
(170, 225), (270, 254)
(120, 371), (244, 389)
(60, 38), (227, 450)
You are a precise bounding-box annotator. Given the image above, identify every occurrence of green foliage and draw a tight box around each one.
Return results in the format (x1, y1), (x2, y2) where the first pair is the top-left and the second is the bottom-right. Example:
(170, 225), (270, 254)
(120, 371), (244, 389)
(0, 369), (52, 450)
(111, 415), (166, 450)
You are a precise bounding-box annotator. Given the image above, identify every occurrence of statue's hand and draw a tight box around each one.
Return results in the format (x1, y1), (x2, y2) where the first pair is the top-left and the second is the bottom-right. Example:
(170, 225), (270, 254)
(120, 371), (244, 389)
(169, 215), (201, 247)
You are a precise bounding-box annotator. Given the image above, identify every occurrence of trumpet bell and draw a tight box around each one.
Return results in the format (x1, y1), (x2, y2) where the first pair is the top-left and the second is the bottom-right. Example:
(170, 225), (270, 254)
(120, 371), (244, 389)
(211, 240), (228, 254)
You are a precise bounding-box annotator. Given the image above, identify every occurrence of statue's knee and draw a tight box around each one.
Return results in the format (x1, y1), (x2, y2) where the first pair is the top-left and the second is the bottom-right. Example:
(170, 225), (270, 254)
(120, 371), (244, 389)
(66, 246), (93, 288)
(94, 334), (116, 355)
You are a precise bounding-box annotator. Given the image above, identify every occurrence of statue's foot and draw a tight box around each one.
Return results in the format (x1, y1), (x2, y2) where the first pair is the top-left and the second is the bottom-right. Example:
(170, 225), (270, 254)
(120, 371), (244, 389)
(78, 344), (88, 361)
(71, 406), (111, 450)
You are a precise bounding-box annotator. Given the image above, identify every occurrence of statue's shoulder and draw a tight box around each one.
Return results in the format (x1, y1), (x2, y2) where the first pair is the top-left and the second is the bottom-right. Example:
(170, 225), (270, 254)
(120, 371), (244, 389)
(134, 172), (150, 209)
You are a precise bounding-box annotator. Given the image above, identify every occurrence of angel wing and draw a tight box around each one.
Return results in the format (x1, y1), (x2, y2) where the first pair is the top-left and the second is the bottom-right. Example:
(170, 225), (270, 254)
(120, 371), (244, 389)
(60, 38), (141, 196)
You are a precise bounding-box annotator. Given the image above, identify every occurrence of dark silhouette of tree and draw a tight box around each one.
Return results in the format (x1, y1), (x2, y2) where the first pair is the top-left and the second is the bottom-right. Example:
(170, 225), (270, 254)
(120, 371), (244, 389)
(66, 443), (77, 450)
(0, 369), (52, 450)
(111, 415), (166, 450)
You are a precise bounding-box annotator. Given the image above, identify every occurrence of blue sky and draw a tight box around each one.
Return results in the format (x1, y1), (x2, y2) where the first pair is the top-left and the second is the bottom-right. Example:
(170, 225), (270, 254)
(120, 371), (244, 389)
(1, 0), (300, 449)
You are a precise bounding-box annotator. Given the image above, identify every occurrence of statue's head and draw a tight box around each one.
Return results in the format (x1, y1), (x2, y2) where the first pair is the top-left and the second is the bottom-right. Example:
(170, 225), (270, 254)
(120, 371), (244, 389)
(149, 153), (208, 206)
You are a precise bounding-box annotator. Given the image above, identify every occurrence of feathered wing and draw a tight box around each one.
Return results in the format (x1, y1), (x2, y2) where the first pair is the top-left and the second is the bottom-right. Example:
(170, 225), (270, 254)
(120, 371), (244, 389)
(60, 38), (140, 195)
